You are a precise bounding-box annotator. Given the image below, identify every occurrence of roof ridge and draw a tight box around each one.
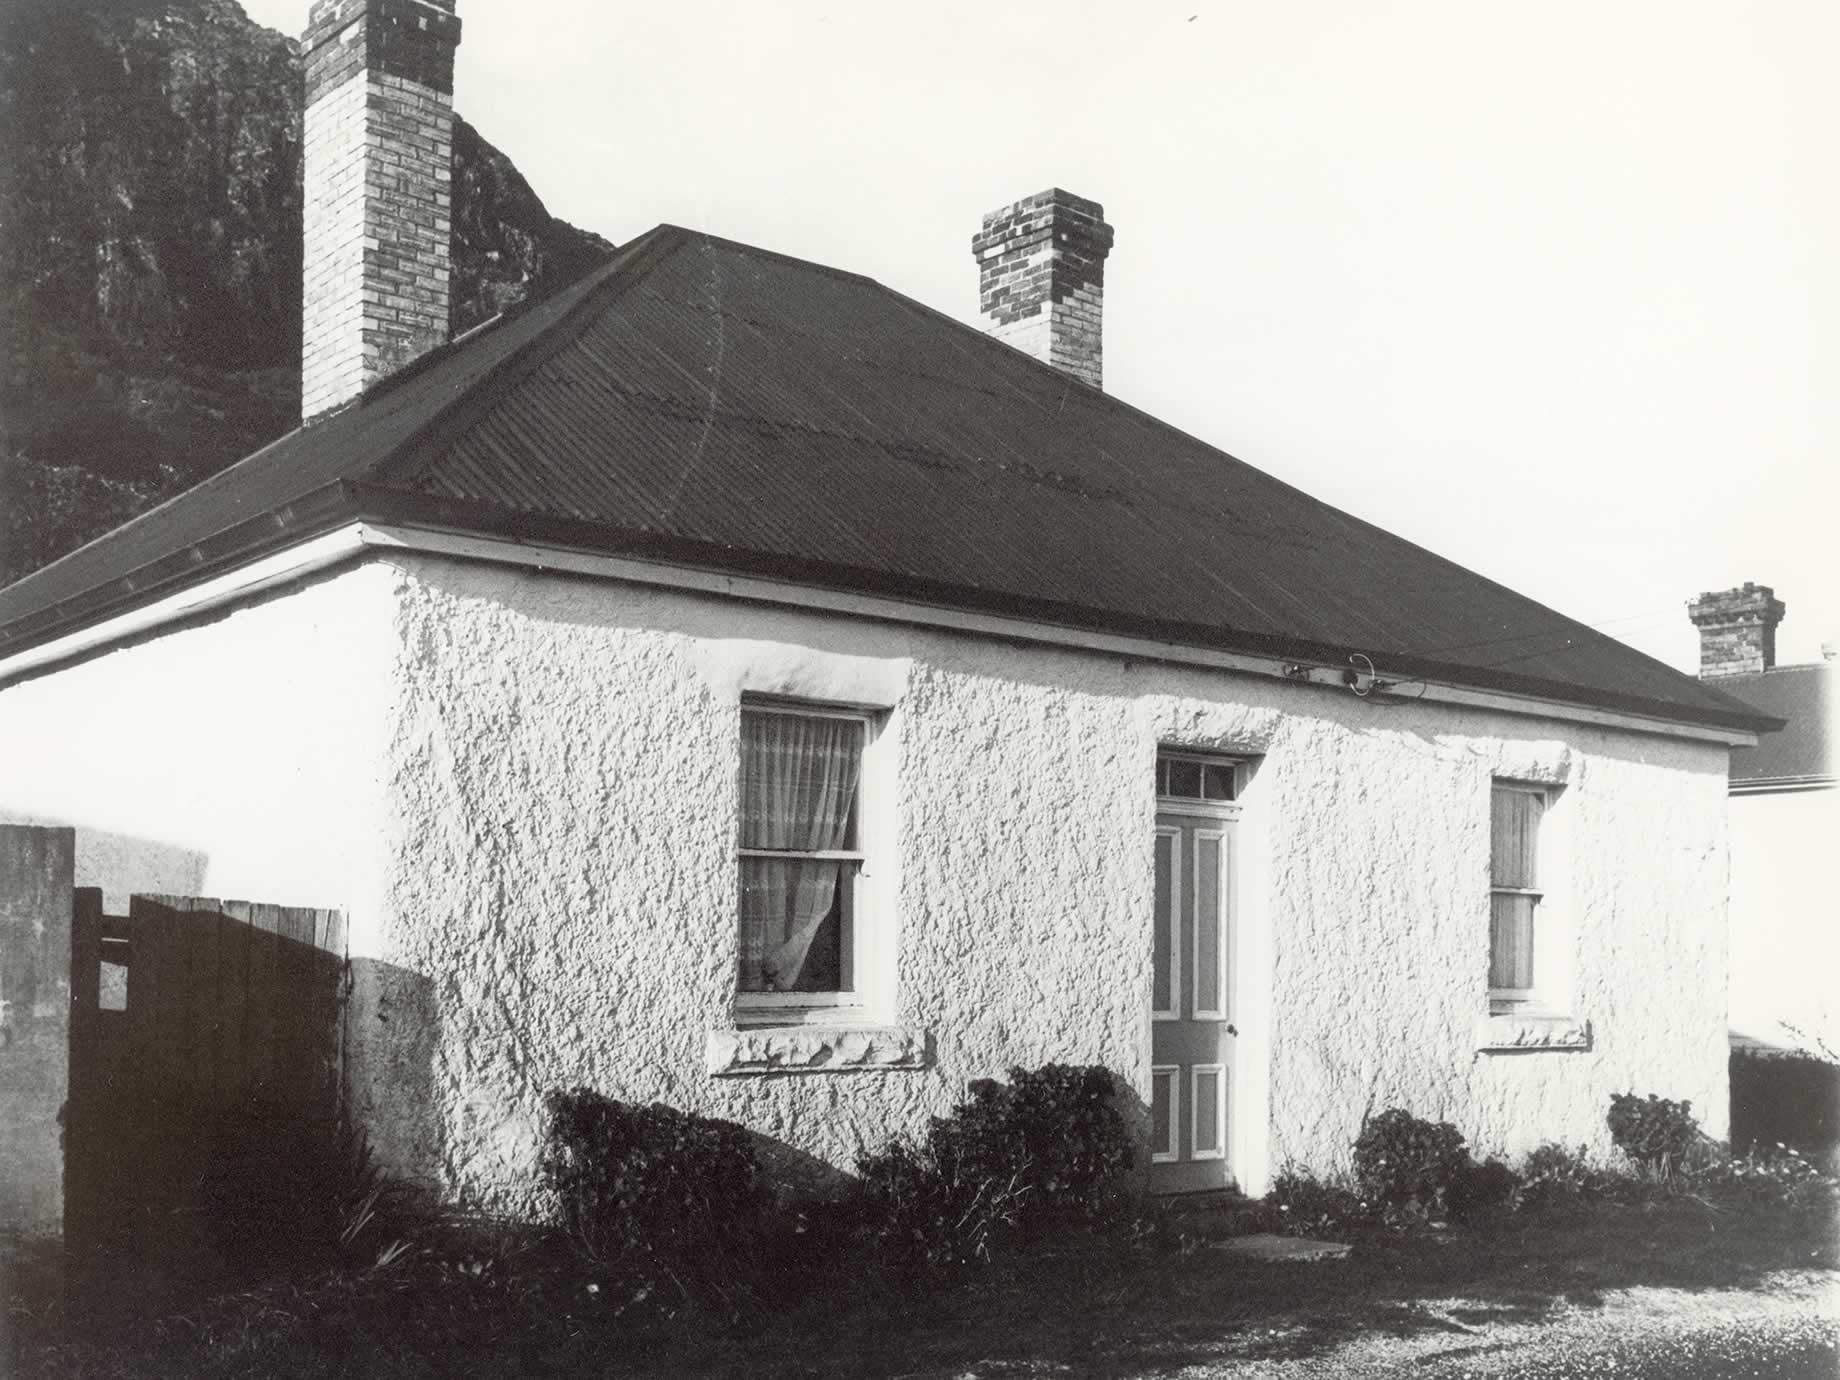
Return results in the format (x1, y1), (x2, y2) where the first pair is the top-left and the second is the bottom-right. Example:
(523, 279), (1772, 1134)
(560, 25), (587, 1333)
(648, 224), (886, 289)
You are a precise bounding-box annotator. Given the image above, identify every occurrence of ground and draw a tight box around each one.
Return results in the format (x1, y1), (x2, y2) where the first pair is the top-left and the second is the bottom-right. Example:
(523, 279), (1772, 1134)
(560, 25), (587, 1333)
(4, 1196), (1836, 1377)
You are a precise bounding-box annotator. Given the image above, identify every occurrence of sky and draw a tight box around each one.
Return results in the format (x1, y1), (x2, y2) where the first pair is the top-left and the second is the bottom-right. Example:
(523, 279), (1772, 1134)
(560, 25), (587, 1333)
(244, 0), (1835, 674)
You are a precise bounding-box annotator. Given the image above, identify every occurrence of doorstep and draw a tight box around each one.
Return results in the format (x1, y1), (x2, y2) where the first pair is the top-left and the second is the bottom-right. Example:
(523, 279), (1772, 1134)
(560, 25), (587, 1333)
(1154, 1189), (1268, 1242)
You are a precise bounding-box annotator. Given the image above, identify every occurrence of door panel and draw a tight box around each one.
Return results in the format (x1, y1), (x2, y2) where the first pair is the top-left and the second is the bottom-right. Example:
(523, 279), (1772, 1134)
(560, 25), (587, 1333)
(1150, 1065), (1179, 1162)
(1193, 830), (1224, 1018)
(1151, 810), (1235, 1193)
(1152, 829), (1178, 1017)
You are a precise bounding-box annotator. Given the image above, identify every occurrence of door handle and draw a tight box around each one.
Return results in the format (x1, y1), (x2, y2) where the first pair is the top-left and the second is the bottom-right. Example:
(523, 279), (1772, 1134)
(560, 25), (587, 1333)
(1227, 1024), (1238, 1036)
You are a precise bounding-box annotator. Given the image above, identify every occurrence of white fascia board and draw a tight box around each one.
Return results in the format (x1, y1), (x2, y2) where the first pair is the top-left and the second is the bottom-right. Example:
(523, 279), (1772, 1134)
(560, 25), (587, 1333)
(358, 524), (1760, 749)
(0, 519), (1761, 750)
(1729, 777), (1836, 796)
(0, 524), (370, 687)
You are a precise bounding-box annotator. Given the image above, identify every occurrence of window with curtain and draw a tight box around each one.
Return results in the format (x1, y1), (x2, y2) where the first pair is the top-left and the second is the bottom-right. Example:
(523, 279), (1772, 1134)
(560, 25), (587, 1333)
(737, 704), (866, 1001)
(1489, 783), (1545, 1009)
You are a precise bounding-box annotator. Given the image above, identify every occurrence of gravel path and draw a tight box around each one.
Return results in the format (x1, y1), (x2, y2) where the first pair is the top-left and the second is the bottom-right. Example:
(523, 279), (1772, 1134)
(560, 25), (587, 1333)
(1157, 1269), (1840, 1378)
(924, 1269), (1839, 1379)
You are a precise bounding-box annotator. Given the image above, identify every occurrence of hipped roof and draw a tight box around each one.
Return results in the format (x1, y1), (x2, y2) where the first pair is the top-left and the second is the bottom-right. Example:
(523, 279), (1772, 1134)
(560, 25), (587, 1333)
(0, 225), (1777, 734)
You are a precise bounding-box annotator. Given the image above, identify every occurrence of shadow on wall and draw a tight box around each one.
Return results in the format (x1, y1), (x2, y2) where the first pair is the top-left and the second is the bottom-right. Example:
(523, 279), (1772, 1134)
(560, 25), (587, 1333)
(343, 959), (442, 1190)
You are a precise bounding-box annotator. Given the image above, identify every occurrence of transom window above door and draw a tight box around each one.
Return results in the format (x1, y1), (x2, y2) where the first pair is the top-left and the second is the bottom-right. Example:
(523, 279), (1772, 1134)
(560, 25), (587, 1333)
(1156, 751), (1238, 803)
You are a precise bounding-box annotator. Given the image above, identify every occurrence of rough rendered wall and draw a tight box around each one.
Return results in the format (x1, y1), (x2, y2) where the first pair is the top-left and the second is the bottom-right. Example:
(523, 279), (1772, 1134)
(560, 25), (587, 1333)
(369, 555), (1729, 1210)
(0, 564), (396, 947)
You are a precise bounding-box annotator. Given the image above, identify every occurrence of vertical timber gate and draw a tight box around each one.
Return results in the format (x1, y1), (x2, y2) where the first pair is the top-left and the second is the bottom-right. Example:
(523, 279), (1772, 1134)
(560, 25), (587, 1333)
(65, 892), (346, 1265)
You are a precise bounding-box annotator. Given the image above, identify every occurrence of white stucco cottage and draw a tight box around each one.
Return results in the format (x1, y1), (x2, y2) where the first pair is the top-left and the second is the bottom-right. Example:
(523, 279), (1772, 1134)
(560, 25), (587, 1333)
(0, 0), (1778, 1216)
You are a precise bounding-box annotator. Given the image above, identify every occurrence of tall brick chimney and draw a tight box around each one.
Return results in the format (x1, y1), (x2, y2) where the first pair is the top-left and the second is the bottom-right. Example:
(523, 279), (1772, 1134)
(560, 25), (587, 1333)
(301, 0), (461, 422)
(971, 189), (1114, 390)
(1688, 583), (1786, 679)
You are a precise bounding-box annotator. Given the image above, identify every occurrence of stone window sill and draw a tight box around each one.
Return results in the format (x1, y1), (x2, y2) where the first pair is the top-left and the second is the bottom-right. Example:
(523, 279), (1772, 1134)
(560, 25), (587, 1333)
(706, 1024), (928, 1076)
(1475, 1013), (1592, 1052)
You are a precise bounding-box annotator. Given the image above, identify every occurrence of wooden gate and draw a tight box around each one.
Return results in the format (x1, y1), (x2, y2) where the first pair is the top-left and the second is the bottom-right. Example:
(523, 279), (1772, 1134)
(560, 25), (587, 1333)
(65, 891), (346, 1264)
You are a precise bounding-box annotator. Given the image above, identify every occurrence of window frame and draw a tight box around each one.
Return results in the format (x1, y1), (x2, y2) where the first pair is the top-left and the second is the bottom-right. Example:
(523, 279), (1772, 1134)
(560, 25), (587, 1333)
(734, 698), (875, 1025)
(1156, 750), (1241, 805)
(1488, 781), (1549, 1014)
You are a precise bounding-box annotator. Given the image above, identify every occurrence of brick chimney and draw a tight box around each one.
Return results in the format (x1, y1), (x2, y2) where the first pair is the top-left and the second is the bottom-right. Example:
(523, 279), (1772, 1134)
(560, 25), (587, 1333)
(301, 0), (461, 422)
(971, 189), (1114, 389)
(1688, 583), (1786, 679)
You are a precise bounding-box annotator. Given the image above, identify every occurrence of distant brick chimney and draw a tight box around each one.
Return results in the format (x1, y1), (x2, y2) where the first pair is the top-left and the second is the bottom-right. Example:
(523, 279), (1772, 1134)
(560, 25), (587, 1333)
(1688, 583), (1786, 679)
(301, 0), (461, 422)
(971, 189), (1114, 390)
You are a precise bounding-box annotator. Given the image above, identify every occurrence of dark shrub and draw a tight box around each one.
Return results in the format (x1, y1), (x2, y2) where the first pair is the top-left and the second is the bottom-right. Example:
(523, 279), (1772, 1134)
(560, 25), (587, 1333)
(855, 1064), (1134, 1269)
(538, 1089), (769, 1303)
(182, 1099), (415, 1278)
(1447, 1157), (1521, 1221)
(1606, 1093), (1701, 1176)
(1266, 1169), (1370, 1237)
(1519, 1141), (1602, 1209)
(947, 1065), (1135, 1213)
(1351, 1109), (1470, 1215)
(1730, 1051), (1840, 1158)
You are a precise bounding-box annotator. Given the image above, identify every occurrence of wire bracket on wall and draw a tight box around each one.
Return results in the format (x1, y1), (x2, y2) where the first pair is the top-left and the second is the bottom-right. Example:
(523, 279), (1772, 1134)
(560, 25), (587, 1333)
(1344, 652), (1385, 697)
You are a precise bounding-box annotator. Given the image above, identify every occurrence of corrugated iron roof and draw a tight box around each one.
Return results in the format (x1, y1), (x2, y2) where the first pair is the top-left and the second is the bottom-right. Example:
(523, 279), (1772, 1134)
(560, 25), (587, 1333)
(0, 225), (1778, 733)
(1717, 664), (1834, 785)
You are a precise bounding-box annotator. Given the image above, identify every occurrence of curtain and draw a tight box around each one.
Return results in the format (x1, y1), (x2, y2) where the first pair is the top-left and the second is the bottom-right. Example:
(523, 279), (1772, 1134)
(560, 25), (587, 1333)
(738, 712), (863, 992)
(1490, 894), (1536, 990)
(1490, 788), (1541, 890)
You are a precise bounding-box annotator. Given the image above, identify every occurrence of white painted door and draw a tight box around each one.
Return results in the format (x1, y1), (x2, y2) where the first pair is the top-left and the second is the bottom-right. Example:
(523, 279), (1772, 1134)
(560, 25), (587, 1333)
(1149, 760), (1237, 1194)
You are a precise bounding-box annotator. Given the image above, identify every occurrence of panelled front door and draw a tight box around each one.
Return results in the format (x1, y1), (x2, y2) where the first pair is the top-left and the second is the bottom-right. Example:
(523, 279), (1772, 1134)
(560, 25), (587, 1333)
(1149, 755), (1238, 1193)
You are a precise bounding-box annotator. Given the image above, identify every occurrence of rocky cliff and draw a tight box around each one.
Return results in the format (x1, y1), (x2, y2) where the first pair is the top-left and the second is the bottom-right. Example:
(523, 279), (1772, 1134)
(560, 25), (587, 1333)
(0, 0), (613, 586)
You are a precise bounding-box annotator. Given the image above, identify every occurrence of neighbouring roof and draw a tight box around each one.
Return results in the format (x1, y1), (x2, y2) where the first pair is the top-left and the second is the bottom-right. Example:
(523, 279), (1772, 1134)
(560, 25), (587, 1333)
(1716, 663), (1835, 788)
(0, 225), (1779, 734)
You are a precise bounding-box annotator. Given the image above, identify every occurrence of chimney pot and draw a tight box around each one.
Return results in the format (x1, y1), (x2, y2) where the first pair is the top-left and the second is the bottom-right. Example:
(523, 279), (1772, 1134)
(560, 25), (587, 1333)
(1687, 583), (1786, 679)
(971, 188), (1114, 390)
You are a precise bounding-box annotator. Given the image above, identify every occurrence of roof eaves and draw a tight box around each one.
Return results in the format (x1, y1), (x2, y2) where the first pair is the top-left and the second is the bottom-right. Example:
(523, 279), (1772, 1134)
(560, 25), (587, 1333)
(1731, 775), (1836, 794)
(0, 481), (363, 657)
(346, 484), (1781, 735)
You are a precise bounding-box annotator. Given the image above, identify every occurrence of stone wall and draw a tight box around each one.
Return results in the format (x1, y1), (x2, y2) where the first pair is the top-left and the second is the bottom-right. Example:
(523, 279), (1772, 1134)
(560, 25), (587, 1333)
(0, 826), (73, 1232)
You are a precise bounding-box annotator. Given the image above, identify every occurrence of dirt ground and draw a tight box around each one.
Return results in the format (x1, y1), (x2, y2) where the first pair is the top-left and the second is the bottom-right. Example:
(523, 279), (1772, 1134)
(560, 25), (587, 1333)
(6, 1195), (1838, 1378)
